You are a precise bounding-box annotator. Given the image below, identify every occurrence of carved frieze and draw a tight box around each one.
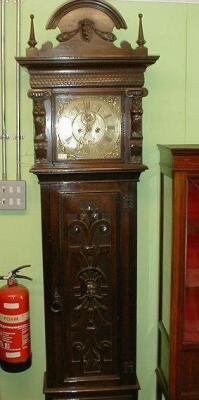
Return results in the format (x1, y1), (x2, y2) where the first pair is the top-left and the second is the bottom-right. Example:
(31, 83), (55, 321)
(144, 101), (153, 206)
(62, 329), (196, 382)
(30, 71), (144, 89)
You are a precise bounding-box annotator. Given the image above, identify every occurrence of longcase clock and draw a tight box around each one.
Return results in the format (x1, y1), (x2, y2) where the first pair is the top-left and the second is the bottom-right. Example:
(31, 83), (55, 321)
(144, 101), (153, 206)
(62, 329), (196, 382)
(17, 1), (159, 399)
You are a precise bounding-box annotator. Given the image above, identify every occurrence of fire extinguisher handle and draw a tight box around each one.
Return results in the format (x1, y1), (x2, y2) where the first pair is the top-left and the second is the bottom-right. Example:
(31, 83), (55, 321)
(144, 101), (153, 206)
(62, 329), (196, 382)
(12, 265), (32, 281)
(14, 274), (32, 281)
(0, 265), (32, 281)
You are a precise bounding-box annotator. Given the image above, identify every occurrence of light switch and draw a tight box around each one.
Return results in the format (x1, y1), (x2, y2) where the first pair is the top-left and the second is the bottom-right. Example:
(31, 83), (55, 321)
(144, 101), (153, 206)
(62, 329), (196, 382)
(0, 181), (26, 210)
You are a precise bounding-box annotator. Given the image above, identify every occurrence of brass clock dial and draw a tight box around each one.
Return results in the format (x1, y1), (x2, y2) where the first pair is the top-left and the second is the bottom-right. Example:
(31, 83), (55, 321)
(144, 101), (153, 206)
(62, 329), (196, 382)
(55, 95), (122, 160)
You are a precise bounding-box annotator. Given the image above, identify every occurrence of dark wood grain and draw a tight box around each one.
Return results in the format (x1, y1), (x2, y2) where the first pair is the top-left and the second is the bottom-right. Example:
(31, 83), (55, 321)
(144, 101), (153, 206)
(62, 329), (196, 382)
(46, 0), (128, 31)
(39, 180), (139, 400)
(17, 1), (159, 399)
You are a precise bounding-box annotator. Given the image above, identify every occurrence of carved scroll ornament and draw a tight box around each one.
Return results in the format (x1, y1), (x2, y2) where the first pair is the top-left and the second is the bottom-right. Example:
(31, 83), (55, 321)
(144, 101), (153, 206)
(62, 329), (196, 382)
(57, 18), (116, 43)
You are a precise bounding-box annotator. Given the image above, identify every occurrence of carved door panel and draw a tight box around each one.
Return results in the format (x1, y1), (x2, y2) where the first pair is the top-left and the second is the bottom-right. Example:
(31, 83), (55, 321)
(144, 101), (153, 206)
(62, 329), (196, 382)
(44, 183), (135, 388)
(61, 190), (119, 384)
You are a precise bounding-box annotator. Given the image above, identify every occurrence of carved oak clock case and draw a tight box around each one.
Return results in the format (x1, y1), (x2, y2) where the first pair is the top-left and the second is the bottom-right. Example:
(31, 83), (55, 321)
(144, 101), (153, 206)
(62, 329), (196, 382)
(17, 1), (158, 399)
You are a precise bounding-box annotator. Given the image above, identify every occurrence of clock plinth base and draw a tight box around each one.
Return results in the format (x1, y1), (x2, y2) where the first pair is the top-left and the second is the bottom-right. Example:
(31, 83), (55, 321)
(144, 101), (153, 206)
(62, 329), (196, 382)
(43, 373), (140, 400)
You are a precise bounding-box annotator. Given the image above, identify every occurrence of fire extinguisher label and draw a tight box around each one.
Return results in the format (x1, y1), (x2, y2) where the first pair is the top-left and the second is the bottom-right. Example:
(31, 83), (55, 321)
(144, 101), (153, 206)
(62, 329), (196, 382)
(0, 311), (29, 324)
(6, 351), (21, 358)
(0, 320), (31, 363)
(3, 303), (19, 310)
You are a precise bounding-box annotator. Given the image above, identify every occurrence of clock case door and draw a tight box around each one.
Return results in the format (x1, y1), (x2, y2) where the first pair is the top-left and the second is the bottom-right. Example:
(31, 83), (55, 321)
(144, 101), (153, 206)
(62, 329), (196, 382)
(41, 180), (138, 397)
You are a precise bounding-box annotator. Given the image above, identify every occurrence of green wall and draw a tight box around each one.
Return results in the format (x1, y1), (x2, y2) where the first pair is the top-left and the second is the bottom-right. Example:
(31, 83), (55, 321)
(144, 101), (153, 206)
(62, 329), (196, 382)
(0, 1), (199, 399)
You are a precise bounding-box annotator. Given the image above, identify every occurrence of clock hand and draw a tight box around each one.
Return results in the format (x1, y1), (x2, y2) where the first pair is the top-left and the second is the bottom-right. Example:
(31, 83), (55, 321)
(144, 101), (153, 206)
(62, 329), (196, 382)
(85, 123), (93, 133)
(81, 112), (96, 133)
(65, 135), (73, 144)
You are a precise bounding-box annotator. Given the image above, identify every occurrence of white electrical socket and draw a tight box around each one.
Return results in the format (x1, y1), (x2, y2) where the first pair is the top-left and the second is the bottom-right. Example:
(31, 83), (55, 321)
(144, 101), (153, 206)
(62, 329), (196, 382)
(0, 181), (26, 210)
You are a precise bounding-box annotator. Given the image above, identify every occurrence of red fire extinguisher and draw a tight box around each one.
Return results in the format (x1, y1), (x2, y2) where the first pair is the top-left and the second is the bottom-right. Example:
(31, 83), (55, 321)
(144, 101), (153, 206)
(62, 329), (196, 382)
(0, 265), (32, 373)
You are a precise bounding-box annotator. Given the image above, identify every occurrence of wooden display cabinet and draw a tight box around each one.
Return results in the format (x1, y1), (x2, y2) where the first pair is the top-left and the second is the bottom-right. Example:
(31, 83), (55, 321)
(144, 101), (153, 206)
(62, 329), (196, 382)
(157, 145), (199, 400)
(17, 1), (158, 399)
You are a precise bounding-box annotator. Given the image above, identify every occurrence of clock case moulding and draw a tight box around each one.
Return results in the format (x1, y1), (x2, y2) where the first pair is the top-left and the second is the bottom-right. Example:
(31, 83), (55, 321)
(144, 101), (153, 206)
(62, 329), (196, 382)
(17, 1), (159, 400)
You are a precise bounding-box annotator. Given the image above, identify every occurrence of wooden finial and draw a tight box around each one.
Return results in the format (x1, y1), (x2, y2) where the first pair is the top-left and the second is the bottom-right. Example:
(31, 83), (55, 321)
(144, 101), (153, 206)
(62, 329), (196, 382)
(136, 14), (146, 48)
(28, 14), (37, 48)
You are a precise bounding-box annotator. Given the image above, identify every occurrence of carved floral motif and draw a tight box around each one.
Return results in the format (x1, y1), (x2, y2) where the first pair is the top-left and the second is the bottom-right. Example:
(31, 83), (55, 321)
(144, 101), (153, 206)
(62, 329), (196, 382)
(68, 203), (112, 373)
(73, 267), (110, 329)
(73, 338), (112, 373)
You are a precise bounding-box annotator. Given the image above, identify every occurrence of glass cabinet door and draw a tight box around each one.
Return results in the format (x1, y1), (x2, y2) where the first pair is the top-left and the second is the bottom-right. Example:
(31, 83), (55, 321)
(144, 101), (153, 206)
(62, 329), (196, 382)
(158, 174), (172, 386)
(184, 178), (199, 343)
